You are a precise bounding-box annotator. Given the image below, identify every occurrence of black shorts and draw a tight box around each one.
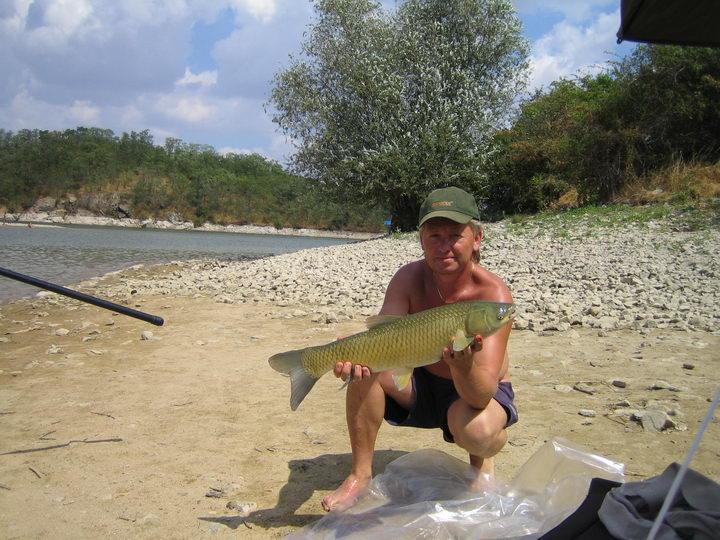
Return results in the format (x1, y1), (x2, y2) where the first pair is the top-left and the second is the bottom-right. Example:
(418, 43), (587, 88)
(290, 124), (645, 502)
(384, 367), (518, 443)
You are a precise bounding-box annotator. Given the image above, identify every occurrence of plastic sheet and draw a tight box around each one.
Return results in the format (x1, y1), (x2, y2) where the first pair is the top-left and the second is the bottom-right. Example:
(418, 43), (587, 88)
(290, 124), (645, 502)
(288, 438), (625, 539)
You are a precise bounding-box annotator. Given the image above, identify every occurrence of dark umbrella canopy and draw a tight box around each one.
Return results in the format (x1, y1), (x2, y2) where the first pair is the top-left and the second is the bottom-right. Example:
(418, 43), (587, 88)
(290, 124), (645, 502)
(617, 0), (720, 47)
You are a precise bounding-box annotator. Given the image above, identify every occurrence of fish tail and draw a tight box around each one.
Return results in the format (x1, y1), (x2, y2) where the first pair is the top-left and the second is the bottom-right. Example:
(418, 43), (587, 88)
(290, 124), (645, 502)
(268, 349), (320, 411)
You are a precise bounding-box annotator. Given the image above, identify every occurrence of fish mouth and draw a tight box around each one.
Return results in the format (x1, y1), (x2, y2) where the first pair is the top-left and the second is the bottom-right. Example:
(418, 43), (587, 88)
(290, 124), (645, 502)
(499, 304), (516, 321)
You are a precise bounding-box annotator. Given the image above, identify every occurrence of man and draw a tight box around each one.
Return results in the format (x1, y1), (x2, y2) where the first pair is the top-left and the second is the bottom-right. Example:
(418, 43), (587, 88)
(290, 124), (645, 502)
(321, 186), (517, 512)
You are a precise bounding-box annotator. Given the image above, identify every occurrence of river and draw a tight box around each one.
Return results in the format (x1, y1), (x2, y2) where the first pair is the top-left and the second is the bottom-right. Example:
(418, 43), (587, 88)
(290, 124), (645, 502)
(0, 223), (356, 303)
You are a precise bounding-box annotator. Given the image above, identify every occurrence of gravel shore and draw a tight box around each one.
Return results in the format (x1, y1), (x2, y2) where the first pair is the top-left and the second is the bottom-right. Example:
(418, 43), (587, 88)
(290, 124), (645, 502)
(2, 210), (719, 538)
(85, 217), (720, 335)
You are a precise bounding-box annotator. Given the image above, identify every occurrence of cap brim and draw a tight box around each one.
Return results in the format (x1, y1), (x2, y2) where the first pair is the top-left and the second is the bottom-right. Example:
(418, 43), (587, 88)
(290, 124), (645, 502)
(418, 210), (473, 228)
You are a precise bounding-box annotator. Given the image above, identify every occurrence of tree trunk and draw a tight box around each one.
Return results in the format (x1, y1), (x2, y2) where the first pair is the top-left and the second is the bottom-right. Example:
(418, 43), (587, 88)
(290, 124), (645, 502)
(390, 194), (420, 232)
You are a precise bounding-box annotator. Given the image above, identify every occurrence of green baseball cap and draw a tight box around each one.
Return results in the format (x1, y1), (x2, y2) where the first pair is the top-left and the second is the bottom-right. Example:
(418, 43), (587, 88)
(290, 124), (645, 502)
(418, 187), (480, 227)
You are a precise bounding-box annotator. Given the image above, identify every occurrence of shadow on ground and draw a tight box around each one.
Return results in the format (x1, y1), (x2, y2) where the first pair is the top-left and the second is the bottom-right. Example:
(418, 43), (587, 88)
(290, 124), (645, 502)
(198, 449), (408, 531)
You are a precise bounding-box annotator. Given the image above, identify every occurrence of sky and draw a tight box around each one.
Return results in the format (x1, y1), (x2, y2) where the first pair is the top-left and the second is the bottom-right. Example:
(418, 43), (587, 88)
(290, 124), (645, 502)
(0, 0), (635, 164)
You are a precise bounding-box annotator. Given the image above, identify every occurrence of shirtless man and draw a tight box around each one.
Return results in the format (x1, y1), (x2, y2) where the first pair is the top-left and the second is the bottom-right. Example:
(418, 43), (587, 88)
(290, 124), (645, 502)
(321, 186), (517, 512)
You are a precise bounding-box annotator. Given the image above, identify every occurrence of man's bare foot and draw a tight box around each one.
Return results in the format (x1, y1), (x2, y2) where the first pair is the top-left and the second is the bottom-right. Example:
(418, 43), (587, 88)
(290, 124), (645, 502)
(321, 474), (371, 512)
(467, 455), (495, 491)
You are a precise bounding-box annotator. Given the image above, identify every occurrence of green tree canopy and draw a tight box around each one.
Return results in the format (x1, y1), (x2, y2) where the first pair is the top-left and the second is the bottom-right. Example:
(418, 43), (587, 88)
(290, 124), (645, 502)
(270, 0), (528, 230)
(483, 44), (720, 217)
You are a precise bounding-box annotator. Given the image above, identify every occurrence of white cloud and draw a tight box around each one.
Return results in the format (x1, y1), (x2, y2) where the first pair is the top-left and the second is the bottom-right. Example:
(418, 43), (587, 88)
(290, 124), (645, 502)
(213, 1), (311, 100)
(157, 96), (217, 123)
(69, 100), (101, 124)
(231, 0), (277, 23)
(176, 67), (218, 88)
(528, 10), (621, 90)
(0, 91), (100, 128)
(218, 145), (263, 155)
(513, 0), (616, 22)
(40, 0), (94, 35)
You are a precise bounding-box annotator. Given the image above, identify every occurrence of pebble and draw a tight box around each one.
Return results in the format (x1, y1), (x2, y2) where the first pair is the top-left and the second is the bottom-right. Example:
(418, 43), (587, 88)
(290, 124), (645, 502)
(578, 409), (596, 417)
(54, 328), (70, 336)
(140, 331), (153, 341)
(225, 501), (257, 516)
(46, 344), (62, 354)
(636, 410), (670, 432)
(682, 363), (695, 370)
(650, 380), (682, 392)
(137, 514), (160, 528)
(554, 384), (573, 393)
(76, 221), (719, 336)
(574, 383), (597, 395)
(610, 379), (627, 389)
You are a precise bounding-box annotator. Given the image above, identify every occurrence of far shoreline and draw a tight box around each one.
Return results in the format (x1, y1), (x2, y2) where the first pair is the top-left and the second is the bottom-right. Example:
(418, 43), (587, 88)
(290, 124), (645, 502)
(1, 212), (385, 240)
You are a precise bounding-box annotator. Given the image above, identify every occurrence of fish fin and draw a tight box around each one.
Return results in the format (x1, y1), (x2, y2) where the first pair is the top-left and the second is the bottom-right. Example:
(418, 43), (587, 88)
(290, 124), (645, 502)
(269, 349), (320, 411)
(366, 314), (401, 329)
(338, 363), (357, 391)
(452, 329), (474, 352)
(391, 368), (413, 391)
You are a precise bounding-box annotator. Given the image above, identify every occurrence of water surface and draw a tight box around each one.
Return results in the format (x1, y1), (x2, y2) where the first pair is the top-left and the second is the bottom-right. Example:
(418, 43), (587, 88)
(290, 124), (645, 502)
(0, 224), (354, 303)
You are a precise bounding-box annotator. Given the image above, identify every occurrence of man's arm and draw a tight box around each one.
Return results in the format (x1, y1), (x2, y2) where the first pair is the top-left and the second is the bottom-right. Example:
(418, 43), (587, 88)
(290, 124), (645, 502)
(444, 279), (513, 409)
(444, 322), (511, 409)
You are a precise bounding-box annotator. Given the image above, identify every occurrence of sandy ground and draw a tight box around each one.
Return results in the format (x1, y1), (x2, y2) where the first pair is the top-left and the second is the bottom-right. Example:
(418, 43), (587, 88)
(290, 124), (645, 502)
(1, 293), (718, 539)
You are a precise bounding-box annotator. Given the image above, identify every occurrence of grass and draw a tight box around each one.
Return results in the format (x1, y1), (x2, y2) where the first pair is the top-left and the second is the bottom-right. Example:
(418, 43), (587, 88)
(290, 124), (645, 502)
(619, 160), (720, 204)
(503, 160), (720, 236)
(502, 200), (720, 238)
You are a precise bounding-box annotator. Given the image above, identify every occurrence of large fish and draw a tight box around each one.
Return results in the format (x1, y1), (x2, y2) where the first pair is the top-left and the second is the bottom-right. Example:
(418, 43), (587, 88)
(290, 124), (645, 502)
(269, 301), (515, 410)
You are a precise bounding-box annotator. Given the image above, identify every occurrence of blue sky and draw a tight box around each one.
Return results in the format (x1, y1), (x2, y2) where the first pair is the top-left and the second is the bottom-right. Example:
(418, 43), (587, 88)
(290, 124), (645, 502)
(0, 0), (634, 164)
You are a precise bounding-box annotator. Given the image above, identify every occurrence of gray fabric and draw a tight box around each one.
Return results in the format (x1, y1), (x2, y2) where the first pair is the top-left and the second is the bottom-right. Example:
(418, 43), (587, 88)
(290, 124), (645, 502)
(598, 462), (720, 540)
(617, 0), (720, 47)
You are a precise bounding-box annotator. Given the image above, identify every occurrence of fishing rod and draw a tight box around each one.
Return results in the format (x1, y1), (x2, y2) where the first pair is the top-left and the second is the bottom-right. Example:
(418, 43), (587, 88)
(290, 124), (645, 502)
(0, 266), (164, 326)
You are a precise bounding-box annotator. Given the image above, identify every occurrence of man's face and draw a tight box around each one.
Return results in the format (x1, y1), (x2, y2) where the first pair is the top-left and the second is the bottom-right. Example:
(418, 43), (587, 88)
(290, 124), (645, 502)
(420, 218), (481, 274)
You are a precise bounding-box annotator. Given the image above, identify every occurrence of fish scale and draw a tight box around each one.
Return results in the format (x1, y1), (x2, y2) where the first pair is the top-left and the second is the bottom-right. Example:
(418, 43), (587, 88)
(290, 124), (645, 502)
(269, 301), (515, 410)
(303, 305), (467, 376)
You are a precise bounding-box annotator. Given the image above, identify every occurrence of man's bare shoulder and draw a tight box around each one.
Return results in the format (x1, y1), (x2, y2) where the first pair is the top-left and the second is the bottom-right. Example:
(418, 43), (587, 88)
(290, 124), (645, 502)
(474, 265), (513, 303)
(387, 259), (426, 295)
(382, 260), (427, 315)
(394, 260), (426, 280)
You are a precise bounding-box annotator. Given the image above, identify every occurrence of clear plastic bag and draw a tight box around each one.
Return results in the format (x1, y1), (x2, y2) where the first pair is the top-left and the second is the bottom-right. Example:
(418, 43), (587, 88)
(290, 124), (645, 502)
(288, 438), (625, 539)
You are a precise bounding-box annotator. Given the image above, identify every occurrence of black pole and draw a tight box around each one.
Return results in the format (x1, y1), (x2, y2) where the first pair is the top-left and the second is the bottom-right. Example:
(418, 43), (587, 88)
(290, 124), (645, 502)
(0, 266), (164, 326)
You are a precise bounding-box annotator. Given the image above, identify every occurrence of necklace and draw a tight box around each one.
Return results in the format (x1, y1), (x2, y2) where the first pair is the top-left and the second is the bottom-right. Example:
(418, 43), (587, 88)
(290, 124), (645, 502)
(435, 279), (447, 303)
(433, 262), (475, 304)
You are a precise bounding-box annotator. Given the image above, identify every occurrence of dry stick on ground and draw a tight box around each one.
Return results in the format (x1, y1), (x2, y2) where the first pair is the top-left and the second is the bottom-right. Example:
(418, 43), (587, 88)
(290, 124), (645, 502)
(28, 467), (41, 479)
(39, 430), (56, 440)
(91, 412), (116, 420)
(1, 438), (123, 455)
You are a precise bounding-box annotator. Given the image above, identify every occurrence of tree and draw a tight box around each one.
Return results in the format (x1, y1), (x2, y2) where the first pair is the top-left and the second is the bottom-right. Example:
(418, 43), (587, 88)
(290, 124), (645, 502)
(612, 45), (720, 164)
(270, 0), (528, 230)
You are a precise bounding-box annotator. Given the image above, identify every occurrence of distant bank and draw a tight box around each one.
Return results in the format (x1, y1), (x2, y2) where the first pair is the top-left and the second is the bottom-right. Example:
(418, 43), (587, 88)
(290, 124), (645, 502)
(2, 211), (383, 240)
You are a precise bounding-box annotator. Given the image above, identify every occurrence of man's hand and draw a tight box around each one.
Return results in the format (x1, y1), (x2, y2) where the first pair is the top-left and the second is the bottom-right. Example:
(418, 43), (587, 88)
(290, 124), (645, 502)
(442, 334), (483, 370)
(333, 362), (373, 382)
